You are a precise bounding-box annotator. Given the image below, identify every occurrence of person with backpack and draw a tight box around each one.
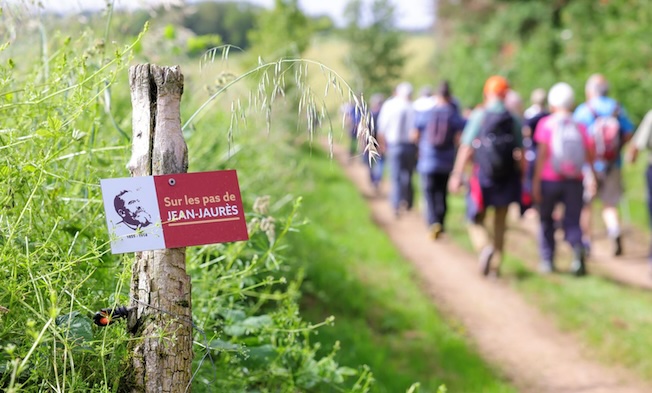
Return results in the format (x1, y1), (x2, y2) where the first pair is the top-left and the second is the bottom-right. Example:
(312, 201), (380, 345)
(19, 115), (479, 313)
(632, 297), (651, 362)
(448, 75), (524, 276)
(413, 81), (466, 239)
(377, 82), (417, 217)
(573, 74), (634, 256)
(532, 82), (596, 276)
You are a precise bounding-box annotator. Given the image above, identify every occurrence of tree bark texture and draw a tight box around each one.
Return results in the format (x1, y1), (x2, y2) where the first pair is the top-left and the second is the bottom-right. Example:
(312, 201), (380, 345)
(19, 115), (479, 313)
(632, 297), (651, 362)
(127, 64), (192, 393)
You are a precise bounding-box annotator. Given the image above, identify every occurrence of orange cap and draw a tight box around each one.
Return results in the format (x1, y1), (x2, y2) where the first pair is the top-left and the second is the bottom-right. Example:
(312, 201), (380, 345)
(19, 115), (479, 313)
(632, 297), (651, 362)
(483, 75), (510, 98)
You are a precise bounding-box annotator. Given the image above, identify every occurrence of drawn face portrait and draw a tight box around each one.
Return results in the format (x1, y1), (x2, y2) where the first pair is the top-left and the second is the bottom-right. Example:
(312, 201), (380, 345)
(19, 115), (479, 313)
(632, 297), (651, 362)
(114, 190), (152, 230)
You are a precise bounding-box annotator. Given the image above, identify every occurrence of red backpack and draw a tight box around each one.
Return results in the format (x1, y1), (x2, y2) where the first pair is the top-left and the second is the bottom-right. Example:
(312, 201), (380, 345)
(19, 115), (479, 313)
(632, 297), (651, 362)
(589, 104), (621, 162)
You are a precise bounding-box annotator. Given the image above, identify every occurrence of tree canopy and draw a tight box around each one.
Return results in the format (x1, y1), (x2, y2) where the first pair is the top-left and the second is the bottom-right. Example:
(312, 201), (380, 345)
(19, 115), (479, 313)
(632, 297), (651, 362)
(342, 0), (406, 96)
(435, 0), (652, 119)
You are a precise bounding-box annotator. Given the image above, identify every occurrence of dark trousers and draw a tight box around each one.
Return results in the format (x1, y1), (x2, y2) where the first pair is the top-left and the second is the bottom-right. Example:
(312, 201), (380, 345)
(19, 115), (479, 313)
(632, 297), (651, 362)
(386, 143), (417, 211)
(646, 165), (652, 258)
(364, 151), (384, 186)
(538, 180), (584, 262)
(421, 172), (451, 227)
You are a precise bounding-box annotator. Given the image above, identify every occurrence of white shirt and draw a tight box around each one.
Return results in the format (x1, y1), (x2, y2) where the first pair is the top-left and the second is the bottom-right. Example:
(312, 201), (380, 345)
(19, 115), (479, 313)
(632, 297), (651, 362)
(377, 96), (414, 145)
(413, 96), (437, 113)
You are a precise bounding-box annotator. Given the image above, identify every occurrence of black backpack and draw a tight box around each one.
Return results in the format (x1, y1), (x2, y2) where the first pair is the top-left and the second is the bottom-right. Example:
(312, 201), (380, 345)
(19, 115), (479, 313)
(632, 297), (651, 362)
(473, 109), (518, 182)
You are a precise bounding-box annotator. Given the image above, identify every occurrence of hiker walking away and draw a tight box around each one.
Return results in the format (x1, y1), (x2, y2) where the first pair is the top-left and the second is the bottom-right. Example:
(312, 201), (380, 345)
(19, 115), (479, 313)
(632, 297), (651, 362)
(413, 81), (466, 239)
(343, 95), (363, 159)
(573, 74), (634, 256)
(377, 82), (416, 217)
(532, 82), (596, 276)
(521, 88), (550, 216)
(626, 109), (652, 274)
(448, 76), (524, 276)
(524, 88), (548, 120)
(365, 93), (386, 192)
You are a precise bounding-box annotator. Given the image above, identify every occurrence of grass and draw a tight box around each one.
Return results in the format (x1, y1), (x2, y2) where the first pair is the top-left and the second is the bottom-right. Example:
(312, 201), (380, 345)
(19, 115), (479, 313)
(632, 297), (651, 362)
(226, 138), (517, 392)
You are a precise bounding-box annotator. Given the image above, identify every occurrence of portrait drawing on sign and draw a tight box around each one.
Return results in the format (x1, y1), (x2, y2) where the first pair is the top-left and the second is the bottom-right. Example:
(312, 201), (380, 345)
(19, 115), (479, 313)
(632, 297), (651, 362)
(113, 189), (152, 233)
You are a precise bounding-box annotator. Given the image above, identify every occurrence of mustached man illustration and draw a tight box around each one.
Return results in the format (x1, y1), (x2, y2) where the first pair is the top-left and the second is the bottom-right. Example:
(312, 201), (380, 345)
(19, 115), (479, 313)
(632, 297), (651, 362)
(114, 189), (153, 231)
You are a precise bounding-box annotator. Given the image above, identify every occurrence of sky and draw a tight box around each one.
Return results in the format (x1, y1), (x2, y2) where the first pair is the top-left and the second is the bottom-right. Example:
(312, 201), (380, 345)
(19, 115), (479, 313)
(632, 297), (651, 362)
(23, 0), (435, 30)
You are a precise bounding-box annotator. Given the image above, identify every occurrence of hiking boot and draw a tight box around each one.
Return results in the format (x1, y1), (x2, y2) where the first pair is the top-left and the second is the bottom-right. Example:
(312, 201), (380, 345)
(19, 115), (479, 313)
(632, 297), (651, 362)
(570, 246), (587, 277)
(478, 246), (494, 277)
(430, 223), (443, 240)
(538, 260), (554, 274)
(613, 235), (623, 257)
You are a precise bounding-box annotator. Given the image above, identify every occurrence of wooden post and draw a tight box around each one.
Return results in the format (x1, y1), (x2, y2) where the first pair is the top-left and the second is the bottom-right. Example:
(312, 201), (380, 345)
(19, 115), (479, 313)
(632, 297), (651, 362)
(127, 64), (192, 392)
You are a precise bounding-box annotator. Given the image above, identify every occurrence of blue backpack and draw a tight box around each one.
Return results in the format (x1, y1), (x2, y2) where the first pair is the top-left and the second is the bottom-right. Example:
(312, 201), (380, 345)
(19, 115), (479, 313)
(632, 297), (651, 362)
(426, 106), (455, 149)
(473, 110), (518, 182)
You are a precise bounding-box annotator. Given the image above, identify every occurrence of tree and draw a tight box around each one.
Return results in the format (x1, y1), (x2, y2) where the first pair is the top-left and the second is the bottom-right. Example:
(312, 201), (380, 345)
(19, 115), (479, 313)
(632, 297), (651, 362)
(434, 0), (652, 121)
(182, 1), (261, 49)
(247, 0), (312, 60)
(342, 0), (406, 95)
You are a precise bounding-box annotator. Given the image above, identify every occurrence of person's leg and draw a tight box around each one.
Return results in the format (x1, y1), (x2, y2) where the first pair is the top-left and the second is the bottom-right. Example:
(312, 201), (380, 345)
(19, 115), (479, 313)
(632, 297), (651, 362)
(468, 209), (494, 275)
(386, 146), (401, 214)
(433, 172), (451, 230)
(421, 173), (436, 226)
(403, 145), (417, 210)
(467, 210), (489, 253)
(562, 180), (587, 276)
(395, 147), (410, 211)
(492, 205), (510, 273)
(581, 170), (596, 253)
(370, 155), (384, 189)
(600, 168), (624, 256)
(349, 129), (358, 158)
(538, 181), (560, 272)
(646, 165), (652, 271)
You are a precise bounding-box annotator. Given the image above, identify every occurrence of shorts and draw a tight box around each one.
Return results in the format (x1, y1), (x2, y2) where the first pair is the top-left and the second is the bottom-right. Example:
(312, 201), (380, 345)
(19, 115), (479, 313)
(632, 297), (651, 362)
(583, 167), (623, 206)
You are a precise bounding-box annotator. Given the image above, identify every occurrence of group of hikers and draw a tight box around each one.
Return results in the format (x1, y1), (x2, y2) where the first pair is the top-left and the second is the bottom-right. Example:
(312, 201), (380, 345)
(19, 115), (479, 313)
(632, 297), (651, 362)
(344, 74), (652, 278)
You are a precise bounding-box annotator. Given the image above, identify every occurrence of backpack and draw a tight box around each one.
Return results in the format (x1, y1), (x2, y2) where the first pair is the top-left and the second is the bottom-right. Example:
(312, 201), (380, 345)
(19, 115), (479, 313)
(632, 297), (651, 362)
(425, 106), (454, 148)
(589, 104), (621, 162)
(550, 116), (586, 178)
(473, 109), (518, 182)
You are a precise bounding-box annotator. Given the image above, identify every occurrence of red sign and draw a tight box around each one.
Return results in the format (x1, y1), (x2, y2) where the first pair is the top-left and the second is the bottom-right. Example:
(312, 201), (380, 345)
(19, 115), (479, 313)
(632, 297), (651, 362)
(153, 170), (249, 248)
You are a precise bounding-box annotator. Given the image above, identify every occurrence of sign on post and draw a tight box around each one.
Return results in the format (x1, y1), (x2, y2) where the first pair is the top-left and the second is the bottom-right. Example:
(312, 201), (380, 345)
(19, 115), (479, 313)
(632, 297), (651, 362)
(101, 169), (249, 254)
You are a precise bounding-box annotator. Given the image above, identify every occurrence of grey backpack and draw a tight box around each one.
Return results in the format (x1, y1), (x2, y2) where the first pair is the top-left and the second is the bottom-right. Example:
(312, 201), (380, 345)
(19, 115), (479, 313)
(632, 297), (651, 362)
(550, 115), (586, 178)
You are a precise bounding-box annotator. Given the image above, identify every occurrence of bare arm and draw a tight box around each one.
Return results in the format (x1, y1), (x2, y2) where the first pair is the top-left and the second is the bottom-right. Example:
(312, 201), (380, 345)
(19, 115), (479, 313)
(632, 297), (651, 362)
(448, 144), (473, 193)
(532, 144), (547, 204)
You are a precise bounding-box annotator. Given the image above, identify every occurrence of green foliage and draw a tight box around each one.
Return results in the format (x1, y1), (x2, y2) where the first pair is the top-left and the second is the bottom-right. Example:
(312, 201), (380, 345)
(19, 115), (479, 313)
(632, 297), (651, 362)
(0, 25), (136, 392)
(163, 23), (176, 40)
(186, 34), (223, 57)
(436, 0), (652, 120)
(342, 0), (406, 95)
(0, 10), (370, 392)
(182, 1), (262, 50)
(247, 0), (313, 61)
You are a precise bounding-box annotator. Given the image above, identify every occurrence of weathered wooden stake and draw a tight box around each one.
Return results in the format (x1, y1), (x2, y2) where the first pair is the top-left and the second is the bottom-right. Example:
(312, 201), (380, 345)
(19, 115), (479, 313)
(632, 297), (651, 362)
(127, 64), (192, 392)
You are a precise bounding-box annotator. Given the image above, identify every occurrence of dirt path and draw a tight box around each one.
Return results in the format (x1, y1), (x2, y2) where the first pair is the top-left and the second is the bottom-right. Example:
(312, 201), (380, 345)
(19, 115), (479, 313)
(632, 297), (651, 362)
(331, 144), (651, 393)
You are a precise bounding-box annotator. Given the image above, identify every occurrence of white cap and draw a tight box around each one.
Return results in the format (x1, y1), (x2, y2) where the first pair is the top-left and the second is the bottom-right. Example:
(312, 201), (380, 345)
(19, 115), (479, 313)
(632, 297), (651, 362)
(395, 82), (413, 98)
(548, 82), (575, 110)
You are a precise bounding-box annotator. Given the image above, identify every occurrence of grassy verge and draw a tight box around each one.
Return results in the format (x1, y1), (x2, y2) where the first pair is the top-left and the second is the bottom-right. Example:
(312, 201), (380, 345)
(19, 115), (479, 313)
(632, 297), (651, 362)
(237, 140), (517, 392)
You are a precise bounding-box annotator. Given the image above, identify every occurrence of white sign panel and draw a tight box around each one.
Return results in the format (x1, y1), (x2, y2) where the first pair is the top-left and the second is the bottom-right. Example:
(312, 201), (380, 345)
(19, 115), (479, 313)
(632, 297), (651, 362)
(100, 176), (165, 254)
